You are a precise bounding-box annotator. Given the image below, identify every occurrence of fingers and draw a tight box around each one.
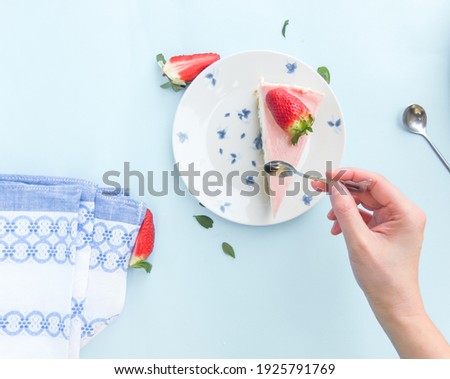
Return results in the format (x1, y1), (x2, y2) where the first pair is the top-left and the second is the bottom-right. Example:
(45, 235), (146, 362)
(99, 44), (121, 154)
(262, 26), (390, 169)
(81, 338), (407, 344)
(329, 184), (371, 247)
(327, 209), (335, 220)
(328, 207), (373, 235)
(313, 175), (381, 210)
(331, 220), (341, 235)
(328, 207), (373, 223)
(326, 168), (409, 209)
(311, 179), (326, 192)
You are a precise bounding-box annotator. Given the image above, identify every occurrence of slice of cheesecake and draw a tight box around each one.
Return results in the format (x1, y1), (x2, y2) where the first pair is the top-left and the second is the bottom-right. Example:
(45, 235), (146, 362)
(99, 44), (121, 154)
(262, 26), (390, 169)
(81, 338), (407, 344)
(257, 79), (324, 217)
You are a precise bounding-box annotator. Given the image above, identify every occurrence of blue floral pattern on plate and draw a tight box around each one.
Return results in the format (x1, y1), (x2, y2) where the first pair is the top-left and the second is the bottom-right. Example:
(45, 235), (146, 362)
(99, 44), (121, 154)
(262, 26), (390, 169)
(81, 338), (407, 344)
(205, 73), (216, 86)
(238, 108), (251, 120)
(246, 176), (255, 185)
(253, 133), (262, 150)
(217, 129), (227, 139)
(327, 118), (342, 133)
(302, 195), (312, 206)
(286, 62), (297, 74)
(220, 203), (231, 213)
(177, 132), (188, 143)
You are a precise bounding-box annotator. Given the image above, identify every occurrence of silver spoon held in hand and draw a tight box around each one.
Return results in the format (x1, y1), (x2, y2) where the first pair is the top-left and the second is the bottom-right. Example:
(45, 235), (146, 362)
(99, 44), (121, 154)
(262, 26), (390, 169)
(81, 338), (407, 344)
(402, 104), (450, 172)
(263, 161), (372, 193)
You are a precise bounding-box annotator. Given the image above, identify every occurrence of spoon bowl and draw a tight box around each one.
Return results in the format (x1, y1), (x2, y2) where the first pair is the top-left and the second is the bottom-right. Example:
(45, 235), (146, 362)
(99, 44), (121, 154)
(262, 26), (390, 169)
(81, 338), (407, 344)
(402, 104), (450, 172)
(264, 160), (372, 193)
(402, 104), (427, 135)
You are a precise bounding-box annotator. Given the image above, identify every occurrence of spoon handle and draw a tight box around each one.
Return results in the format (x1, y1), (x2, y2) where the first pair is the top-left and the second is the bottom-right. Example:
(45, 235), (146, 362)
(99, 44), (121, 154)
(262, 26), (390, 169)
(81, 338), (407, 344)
(339, 179), (373, 193)
(301, 174), (372, 193)
(422, 135), (450, 172)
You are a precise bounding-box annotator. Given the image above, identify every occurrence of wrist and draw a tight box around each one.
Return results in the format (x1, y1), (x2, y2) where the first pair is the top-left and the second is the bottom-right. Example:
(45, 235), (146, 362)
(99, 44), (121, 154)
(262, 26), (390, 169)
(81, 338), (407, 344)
(366, 287), (426, 326)
(374, 307), (450, 359)
(375, 302), (428, 332)
(364, 285), (450, 358)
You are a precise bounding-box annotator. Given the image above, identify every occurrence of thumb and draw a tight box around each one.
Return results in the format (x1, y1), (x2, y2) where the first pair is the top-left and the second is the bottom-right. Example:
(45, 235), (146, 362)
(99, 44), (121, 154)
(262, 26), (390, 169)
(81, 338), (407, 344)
(329, 183), (370, 246)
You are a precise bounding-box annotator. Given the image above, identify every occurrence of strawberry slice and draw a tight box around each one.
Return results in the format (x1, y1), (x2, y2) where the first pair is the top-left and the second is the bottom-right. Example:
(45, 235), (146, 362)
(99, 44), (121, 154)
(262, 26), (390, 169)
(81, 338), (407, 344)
(129, 209), (155, 273)
(157, 53), (220, 91)
(265, 88), (315, 145)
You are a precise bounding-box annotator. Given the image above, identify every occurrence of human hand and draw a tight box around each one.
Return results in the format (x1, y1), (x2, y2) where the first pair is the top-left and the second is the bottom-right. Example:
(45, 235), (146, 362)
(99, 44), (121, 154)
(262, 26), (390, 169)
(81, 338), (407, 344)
(323, 168), (425, 318)
(315, 168), (450, 358)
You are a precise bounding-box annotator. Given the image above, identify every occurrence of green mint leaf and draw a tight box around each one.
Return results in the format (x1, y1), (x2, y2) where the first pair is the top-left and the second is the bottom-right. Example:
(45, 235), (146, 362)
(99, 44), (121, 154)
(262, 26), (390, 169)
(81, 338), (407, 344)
(171, 83), (184, 92)
(194, 215), (214, 229)
(317, 66), (331, 84)
(160, 81), (171, 89)
(222, 242), (235, 258)
(156, 53), (166, 65)
(282, 19), (289, 38)
(130, 261), (152, 274)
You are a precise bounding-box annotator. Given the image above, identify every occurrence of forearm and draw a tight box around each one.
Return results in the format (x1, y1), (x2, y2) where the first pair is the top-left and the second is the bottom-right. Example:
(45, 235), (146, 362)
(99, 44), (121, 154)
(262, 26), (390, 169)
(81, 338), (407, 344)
(375, 307), (450, 359)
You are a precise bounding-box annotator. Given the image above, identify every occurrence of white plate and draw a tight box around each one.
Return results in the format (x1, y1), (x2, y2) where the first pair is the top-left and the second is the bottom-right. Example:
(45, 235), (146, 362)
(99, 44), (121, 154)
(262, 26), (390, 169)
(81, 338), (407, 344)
(172, 51), (345, 226)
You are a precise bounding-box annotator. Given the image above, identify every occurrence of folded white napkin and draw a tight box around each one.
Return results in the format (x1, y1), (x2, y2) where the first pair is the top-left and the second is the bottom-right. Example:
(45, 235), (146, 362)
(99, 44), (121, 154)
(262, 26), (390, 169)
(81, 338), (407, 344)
(0, 176), (146, 358)
(70, 190), (145, 356)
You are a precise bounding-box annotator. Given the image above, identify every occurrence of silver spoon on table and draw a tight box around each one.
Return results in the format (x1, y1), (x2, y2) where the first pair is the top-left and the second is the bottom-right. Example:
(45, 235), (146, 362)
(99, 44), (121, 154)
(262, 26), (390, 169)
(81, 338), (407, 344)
(402, 104), (450, 172)
(263, 161), (373, 193)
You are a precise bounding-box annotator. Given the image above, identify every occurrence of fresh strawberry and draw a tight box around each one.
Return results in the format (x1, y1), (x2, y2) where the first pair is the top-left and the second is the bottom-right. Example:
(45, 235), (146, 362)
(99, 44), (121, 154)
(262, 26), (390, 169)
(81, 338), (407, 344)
(265, 88), (315, 145)
(157, 53), (220, 91)
(129, 209), (155, 273)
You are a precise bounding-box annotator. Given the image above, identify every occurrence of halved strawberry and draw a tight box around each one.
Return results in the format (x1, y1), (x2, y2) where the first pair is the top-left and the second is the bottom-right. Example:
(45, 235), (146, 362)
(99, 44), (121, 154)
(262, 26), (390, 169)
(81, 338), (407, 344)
(265, 88), (315, 145)
(157, 53), (220, 91)
(129, 209), (155, 273)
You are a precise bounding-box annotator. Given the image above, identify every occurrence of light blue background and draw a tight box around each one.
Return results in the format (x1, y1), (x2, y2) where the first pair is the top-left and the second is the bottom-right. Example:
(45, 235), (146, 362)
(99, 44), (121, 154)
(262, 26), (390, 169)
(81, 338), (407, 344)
(0, 0), (449, 358)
